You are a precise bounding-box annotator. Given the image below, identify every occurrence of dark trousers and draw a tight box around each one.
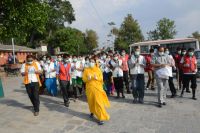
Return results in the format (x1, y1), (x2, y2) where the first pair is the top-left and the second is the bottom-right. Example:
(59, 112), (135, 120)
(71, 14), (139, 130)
(168, 77), (176, 96)
(72, 86), (78, 98)
(182, 74), (197, 97)
(131, 74), (145, 99)
(25, 82), (40, 112)
(123, 71), (130, 92)
(113, 77), (124, 97)
(60, 80), (70, 104)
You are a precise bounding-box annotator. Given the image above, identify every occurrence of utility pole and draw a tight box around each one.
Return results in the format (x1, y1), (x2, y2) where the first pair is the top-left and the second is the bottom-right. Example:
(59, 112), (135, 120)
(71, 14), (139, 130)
(12, 38), (16, 64)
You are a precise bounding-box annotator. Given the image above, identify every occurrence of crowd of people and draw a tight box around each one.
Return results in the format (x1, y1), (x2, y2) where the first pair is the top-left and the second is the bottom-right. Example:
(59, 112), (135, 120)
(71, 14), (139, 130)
(20, 46), (198, 125)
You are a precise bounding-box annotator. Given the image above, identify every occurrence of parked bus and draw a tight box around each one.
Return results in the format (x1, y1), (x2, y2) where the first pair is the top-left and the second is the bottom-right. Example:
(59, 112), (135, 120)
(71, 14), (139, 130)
(129, 38), (199, 54)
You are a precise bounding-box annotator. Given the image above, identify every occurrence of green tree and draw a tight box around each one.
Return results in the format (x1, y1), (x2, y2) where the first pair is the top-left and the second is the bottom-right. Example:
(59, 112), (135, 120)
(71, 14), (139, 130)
(46, 0), (75, 37)
(48, 27), (85, 55)
(0, 0), (75, 47)
(114, 14), (144, 51)
(191, 31), (200, 42)
(147, 18), (177, 40)
(84, 29), (98, 53)
(0, 0), (50, 45)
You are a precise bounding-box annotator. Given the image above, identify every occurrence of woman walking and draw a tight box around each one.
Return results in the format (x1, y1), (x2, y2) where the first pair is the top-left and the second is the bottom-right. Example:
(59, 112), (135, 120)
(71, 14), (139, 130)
(82, 57), (110, 125)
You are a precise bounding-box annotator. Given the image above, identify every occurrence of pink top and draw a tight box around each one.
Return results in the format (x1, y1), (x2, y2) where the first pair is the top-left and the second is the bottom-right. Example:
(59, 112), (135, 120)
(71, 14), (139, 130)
(120, 54), (129, 71)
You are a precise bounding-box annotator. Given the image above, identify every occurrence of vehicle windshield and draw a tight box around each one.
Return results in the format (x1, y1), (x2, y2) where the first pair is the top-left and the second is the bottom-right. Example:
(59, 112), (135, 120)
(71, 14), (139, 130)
(194, 51), (200, 59)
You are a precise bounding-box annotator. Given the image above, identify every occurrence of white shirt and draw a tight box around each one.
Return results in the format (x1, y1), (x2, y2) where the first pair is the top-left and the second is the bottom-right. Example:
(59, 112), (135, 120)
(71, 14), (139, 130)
(21, 62), (42, 83)
(75, 61), (83, 77)
(111, 59), (123, 77)
(44, 62), (56, 78)
(128, 55), (146, 75)
(71, 62), (77, 79)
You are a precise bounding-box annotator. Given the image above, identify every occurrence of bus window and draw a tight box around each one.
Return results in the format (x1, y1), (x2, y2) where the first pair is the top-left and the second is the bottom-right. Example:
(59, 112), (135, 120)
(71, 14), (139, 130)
(140, 45), (149, 53)
(195, 51), (200, 59)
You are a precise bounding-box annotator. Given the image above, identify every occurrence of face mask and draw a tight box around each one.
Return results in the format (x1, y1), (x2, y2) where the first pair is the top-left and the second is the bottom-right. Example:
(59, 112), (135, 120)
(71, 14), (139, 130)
(122, 52), (125, 56)
(90, 62), (95, 68)
(73, 58), (77, 62)
(178, 51), (181, 55)
(188, 52), (194, 57)
(58, 58), (62, 61)
(85, 60), (89, 64)
(135, 51), (140, 56)
(165, 51), (169, 55)
(64, 59), (69, 63)
(47, 60), (51, 64)
(182, 52), (186, 55)
(107, 58), (111, 61)
(43, 58), (46, 61)
(150, 53), (154, 56)
(27, 61), (33, 65)
(103, 55), (106, 59)
(114, 57), (118, 60)
(159, 52), (164, 56)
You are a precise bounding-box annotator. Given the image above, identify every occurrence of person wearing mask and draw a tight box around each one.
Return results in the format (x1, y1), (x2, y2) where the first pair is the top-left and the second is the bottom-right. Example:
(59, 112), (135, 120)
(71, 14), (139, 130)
(20, 55), (42, 116)
(174, 47), (182, 90)
(128, 46), (146, 104)
(164, 48), (177, 98)
(43, 56), (57, 96)
(180, 48), (197, 100)
(56, 54), (71, 107)
(110, 53), (124, 98)
(75, 56), (84, 96)
(82, 57), (110, 125)
(39, 55), (47, 95)
(145, 49), (155, 90)
(120, 50), (131, 94)
(151, 46), (173, 108)
(180, 48), (191, 93)
(70, 55), (78, 100)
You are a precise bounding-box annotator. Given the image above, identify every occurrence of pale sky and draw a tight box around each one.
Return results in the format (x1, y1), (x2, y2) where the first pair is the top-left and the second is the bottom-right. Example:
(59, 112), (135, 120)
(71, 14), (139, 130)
(67, 0), (200, 47)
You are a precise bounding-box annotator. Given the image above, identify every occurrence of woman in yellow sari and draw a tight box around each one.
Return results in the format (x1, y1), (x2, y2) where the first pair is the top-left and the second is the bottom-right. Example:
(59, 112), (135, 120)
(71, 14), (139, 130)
(82, 58), (110, 125)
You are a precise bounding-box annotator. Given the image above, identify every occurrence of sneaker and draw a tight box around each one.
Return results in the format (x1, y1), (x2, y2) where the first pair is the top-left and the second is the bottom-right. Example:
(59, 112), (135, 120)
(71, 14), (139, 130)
(158, 103), (162, 108)
(133, 98), (138, 104)
(163, 102), (167, 105)
(64, 102), (69, 107)
(139, 99), (144, 104)
(122, 95), (125, 99)
(34, 112), (39, 116)
(192, 97), (197, 100)
(98, 121), (104, 125)
(90, 113), (94, 118)
(186, 90), (191, 93)
(145, 88), (149, 90)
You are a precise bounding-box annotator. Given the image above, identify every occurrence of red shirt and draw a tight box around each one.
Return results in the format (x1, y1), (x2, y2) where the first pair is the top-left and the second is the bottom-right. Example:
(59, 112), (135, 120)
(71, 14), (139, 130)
(174, 54), (182, 69)
(145, 54), (153, 72)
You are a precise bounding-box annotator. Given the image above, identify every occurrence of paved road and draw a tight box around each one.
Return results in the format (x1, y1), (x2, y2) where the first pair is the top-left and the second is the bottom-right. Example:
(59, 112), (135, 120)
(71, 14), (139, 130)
(0, 76), (200, 133)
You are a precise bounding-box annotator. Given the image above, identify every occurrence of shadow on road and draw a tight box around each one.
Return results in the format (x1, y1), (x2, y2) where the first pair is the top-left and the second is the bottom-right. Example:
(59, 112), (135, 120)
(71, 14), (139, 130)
(0, 99), (33, 112)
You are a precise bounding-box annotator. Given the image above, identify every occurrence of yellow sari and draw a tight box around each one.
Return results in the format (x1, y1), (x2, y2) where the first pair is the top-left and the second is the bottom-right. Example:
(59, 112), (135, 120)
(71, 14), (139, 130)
(82, 66), (110, 121)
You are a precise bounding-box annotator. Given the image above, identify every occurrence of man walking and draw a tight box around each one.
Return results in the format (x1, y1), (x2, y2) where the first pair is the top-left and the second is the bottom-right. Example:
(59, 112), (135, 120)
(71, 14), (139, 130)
(21, 55), (42, 116)
(151, 46), (172, 108)
(128, 46), (146, 104)
(57, 54), (71, 107)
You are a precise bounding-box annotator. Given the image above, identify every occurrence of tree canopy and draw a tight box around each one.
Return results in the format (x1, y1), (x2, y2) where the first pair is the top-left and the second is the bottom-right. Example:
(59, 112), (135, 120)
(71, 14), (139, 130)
(114, 14), (144, 51)
(147, 18), (177, 40)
